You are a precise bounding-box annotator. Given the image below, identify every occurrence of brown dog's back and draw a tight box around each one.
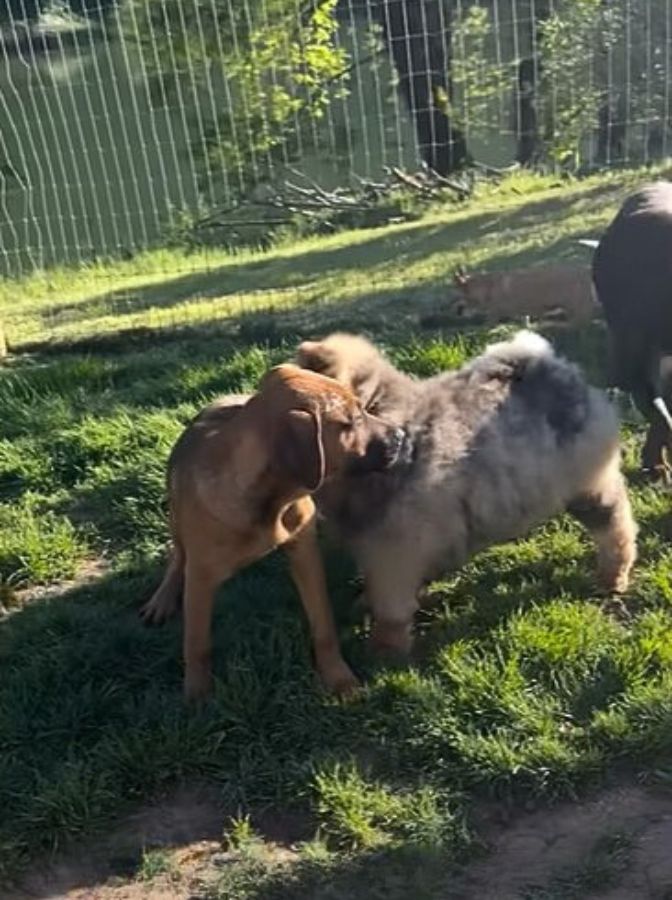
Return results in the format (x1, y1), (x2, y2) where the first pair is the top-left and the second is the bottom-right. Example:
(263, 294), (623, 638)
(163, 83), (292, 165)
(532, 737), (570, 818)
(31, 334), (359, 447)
(168, 396), (248, 478)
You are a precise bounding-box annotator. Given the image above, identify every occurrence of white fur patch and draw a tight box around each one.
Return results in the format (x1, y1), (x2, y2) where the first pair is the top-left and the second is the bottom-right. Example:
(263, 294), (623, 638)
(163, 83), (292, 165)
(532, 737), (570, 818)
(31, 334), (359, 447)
(484, 329), (553, 360)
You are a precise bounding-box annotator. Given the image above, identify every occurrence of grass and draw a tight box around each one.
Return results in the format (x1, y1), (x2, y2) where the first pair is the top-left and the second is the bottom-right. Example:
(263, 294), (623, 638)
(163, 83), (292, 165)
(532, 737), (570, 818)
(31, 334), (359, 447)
(2, 166), (672, 896)
(137, 847), (178, 882)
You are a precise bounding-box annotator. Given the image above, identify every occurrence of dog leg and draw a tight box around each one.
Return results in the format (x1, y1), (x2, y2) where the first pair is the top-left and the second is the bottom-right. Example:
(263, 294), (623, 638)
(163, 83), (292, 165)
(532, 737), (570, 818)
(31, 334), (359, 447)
(567, 465), (637, 595)
(361, 551), (424, 657)
(183, 554), (231, 703)
(632, 383), (672, 481)
(285, 523), (359, 696)
(140, 542), (185, 624)
(641, 418), (672, 483)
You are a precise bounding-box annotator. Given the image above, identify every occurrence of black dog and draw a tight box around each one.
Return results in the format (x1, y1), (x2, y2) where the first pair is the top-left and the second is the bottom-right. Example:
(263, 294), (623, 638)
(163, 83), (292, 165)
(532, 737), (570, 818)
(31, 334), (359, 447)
(585, 182), (672, 478)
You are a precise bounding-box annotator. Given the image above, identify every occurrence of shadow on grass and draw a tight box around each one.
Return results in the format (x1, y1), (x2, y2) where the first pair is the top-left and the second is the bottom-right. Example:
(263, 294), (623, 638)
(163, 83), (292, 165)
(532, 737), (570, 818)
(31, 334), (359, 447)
(31, 209), (512, 327)
(1, 567), (473, 899)
(0, 517), (591, 886)
(28, 180), (621, 335)
(4, 494), (672, 893)
(0, 553), (353, 878)
(6, 248), (608, 434)
(418, 552), (600, 646)
(0, 539), (456, 896)
(31, 217), (485, 332)
(13, 273), (464, 362)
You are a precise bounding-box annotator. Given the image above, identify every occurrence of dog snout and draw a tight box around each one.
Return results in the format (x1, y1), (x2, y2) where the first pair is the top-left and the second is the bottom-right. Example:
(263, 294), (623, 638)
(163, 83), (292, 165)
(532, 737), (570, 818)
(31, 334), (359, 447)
(389, 426), (405, 449)
(384, 425), (404, 458)
(352, 423), (408, 474)
(384, 426), (411, 466)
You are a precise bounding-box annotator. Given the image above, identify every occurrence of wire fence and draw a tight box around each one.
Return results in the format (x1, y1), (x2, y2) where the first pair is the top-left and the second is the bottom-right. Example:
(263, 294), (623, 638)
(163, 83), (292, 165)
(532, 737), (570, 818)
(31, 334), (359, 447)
(0, 0), (669, 278)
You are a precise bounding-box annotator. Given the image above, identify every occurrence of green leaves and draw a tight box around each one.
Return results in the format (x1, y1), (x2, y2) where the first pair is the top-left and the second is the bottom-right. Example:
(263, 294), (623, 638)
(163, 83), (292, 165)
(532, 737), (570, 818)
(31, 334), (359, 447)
(122, 0), (348, 199)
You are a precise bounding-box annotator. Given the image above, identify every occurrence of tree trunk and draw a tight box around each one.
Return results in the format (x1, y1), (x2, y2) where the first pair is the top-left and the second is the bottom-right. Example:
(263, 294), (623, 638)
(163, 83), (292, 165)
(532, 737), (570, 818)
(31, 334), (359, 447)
(596, 96), (626, 163)
(376, 0), (468, 174)
(515, 1), (553, 165)
(515, 56), (541, 165)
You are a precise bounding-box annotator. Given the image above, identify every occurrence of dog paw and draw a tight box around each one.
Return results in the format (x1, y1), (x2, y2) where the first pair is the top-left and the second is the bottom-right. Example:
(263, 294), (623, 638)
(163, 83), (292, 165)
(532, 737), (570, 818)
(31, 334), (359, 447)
(138, 599), (163, 625)
(641, 464), (672, 486)
(139, 594), (177, 625)
(599, 595), (634, 622)
(318, 659), (361, 697)
(183, 671), (213, 704)
(598, 568), (632, 596)
(369, 620), (413, 658)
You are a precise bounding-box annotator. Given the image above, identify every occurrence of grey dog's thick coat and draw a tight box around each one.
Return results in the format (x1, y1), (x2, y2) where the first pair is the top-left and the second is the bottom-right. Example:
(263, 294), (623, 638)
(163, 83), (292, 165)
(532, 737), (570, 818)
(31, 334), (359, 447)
(297, 332), (637, 646)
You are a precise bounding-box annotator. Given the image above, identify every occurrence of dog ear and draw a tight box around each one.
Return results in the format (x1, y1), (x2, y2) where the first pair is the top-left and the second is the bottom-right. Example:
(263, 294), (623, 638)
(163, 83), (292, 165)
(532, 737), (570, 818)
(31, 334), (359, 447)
(353, 373), (380, 412)
(259, 364), (301, 390)
(276, 408), (326, 492)
(296, 341), (334, 375)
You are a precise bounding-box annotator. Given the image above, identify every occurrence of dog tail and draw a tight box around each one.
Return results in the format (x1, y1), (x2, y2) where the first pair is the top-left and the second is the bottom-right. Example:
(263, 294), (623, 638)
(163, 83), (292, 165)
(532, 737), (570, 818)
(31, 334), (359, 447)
(487, 329), (552, 360)
(577, 238), (600, 250)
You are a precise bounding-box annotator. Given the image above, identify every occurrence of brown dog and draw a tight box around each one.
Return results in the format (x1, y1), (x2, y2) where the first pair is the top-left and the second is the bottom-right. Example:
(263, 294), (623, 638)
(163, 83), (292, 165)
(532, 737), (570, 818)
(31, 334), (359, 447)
(141, 364), (406, 701)
(453, 263), (597, 325)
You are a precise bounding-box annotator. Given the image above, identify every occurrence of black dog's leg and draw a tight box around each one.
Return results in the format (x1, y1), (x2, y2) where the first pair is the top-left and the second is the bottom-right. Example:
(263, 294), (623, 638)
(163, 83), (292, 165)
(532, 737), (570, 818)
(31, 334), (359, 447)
(632, 380), (672, 482)
(641, 418), (671, 481)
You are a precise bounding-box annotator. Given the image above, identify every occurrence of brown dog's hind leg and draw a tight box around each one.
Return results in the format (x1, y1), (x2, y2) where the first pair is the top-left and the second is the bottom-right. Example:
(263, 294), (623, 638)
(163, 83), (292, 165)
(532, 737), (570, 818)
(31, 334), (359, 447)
(140, 542), (185, 624)
(285, 523), (360, 696)
(567, 463), (637, 595)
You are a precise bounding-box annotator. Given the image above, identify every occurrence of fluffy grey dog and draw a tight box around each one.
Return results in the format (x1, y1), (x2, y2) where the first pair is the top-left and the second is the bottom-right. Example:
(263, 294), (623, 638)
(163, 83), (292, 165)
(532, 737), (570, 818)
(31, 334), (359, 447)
(296, 331), (637, 653)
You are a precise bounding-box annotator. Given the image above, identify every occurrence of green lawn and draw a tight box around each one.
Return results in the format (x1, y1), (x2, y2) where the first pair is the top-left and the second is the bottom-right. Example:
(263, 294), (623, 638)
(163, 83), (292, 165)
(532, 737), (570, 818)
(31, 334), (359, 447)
(3, 168), (672, 897)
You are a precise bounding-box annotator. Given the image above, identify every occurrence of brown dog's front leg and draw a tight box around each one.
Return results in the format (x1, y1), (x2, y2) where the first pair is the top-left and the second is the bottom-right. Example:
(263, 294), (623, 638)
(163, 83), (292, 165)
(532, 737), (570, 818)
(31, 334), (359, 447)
(285, 524), (359, 696)
(183, 557), (227, 703)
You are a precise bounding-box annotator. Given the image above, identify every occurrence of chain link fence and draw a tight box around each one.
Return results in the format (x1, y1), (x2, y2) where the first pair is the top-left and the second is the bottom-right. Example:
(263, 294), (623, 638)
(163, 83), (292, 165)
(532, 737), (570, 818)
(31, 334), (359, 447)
(0, 0), (667, 277)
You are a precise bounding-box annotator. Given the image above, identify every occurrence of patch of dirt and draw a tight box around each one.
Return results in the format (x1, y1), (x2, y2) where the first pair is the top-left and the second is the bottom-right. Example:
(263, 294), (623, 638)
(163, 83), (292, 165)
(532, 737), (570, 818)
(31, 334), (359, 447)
(6, 782), (224, 900)
(6, 780), (313, 900)
(454, 784), (672, 899)
(1, 558), (111, 617)
(8, 781), (672, 899)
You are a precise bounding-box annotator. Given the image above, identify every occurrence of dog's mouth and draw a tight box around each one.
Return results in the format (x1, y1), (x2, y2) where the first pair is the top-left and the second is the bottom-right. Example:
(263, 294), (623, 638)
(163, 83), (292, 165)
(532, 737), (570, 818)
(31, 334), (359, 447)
(349, 427), (414, 474)
(386, 426), (414, 466)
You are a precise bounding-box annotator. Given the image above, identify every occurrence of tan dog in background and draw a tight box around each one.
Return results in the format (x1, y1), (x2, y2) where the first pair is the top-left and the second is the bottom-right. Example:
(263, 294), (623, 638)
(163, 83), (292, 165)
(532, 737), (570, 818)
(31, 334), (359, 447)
(141, 364), (406, 701)
(453, 263), (597, 325)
